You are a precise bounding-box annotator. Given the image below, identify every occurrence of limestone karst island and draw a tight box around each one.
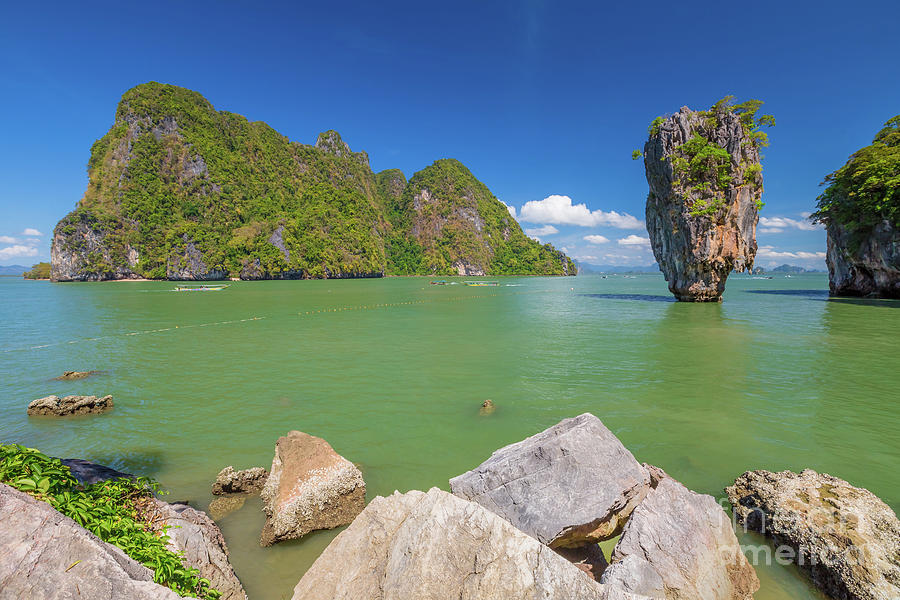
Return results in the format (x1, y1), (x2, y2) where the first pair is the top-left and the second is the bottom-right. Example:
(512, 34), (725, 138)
(1, 3), (898, 600)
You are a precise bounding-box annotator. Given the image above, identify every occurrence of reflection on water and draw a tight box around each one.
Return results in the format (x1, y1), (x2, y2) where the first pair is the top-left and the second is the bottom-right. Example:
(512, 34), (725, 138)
(0, 274), (897, 600)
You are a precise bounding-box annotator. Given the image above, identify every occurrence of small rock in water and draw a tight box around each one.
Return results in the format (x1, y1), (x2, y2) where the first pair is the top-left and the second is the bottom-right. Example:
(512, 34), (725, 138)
(727, 468), (900, 600)
(27, 394), (113, 416)
(260, 431), (366, 546)
(479, 399), (495, 415)
(208, 496), (247, 521)
(61, 458), (132, 485)
(212, 466), (269, 495)
(54, 370), (100, 380)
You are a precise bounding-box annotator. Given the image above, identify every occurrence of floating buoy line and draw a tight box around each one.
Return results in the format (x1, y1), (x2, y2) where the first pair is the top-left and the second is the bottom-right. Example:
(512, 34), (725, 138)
(2, 289), (557, 354)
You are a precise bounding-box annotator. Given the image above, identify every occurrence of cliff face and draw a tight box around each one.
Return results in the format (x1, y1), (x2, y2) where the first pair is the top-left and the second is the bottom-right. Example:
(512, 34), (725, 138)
(51, 82), (573, 281)
(643, 105), (764, 301)
(813, 115), (900, 298)
(826, 220), (900, 298)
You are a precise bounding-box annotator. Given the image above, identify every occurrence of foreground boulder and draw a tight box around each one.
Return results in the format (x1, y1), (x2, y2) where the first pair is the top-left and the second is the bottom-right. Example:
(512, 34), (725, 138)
(260, 430), (366, 546)
(727, 469), (900, 600)
(212, 465), (269, 495)
(292, 487), (650, 600)
(149, 499), (248, 600)
(602, 477), (759, 600)
(642, 102), (768, 301)
(27, 394), (113, 416)
(0, 483), (180, 599)
(450, 413), (651, 547)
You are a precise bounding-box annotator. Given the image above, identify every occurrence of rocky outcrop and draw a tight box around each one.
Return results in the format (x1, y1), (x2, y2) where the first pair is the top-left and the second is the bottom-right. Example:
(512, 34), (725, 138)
(149, 499), (248, 600)
(0, 483), (181, 599)
(50, 210), (140, 281)
(603, 476), (759, 599)
(27, 394), (113, 416)
(826, 219), (900, 298)
(166, 236), (228, 280)
(54, 370), (100, 380)
(727, 469), (900, 600)
(643, 106), (762, 301)
(292, 487), (650, 600)
(450, 413), (651, 548)
(212, 466), (269, 495)
(260, 430), (366, 546)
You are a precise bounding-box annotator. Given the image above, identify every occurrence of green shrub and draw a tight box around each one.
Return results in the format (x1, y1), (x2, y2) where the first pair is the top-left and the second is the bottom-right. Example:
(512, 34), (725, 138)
(0, 444), (220, 599)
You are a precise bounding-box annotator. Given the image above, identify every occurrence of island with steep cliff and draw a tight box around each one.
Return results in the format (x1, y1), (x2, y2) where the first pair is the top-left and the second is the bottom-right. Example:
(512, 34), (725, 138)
(635, 97), (774, 301)
(50, 83), (575, 281)
(812, 115), (900, 298)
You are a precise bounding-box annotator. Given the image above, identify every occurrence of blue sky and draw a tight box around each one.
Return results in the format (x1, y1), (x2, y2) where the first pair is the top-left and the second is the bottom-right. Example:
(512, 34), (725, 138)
(2, 0), (898, 268)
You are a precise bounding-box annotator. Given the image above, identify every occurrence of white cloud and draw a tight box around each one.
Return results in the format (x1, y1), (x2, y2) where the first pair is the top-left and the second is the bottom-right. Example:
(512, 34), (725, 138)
(519, 195), (644, 229)
(524, 225), (559, 238)
(756, 245), (826, 265)
(758, 216), (820, 233)
(0, 236), (17, 244)
(0, 245), (39, 260)
(583, 234), (610, 244)
(617, 235), (651, 246)
(499, 201), (517, 219)
(22, 228), (42, 236)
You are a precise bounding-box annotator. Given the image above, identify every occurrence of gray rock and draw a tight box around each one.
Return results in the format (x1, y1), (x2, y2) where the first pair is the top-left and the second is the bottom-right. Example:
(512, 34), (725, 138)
(149, 499), (248, 600)
(166, 235), (227, 280)
(60, 458), (132, 484)
(826, 219), (900, 298)
(260, 430), (366, 546)
(450, 413), (651, 547)
(27, 394), (113, 416)
(0, 483), (180, 599)
(727, 469), (900, 600)
(643, 105), (762, 301)
(50, 211), (141, 281)
(291, 487), (651, 600)
(603, 477), (759, 600)
(212, 465), (269, 495)
(601, 555), (665, 598)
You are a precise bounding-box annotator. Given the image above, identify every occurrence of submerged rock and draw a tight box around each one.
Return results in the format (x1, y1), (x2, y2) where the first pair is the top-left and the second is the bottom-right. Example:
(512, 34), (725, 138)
(54, 370), (100, 380)
(208, 495), (247, 520)
(292, 487), (649, 600)
(212, 466), (269, 495)
(149, 499), (248, 600)
(27, 394), (113, 416)
(727, 469), (900, 600)
(60, 458), (132, 484)
(603, 476), (759, 600)
(643, 105), (764, 301)
(450, 413), (651, 548)
(0, 483), (180, 599)
(260, 430), (366, 546)
(826, 219), (900, 298)
(479, 398), (496, 415)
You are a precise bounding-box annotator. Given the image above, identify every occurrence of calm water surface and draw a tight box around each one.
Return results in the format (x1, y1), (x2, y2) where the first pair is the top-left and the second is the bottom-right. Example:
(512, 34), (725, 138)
(1, 273), (897, 600)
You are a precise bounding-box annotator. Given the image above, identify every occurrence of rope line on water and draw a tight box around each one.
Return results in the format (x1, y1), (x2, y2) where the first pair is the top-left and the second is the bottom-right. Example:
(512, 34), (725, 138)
(2, 289), (559, 354)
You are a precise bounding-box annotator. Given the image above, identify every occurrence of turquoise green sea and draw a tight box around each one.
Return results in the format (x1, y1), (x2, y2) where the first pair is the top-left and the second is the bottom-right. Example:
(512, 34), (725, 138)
(1, 273), (897, 600)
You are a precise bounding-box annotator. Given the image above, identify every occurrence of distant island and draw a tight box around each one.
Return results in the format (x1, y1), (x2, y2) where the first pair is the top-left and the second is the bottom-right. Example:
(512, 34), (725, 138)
(0, 265), (28, 277)
(22, 262), (51, 279)
(50, 83), (575, 281)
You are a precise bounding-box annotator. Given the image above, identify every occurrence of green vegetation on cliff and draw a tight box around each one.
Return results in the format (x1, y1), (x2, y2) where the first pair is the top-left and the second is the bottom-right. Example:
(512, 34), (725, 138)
(0, 444), (220, 599)
(54, 82), (573, 280)
(812, 115), (900, 231)
(23, 262), (51, 279)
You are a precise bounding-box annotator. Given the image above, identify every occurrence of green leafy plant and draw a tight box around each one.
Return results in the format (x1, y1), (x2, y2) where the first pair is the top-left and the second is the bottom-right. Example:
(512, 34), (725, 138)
(0, 444), (220, 599)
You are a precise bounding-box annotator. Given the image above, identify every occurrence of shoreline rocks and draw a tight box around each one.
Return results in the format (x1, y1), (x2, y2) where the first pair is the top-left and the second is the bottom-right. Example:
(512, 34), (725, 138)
(260, 431), (366, 546)
(27, 394), (113, 416)
(212, 466), (269, 495)
(727, 469), (900, 600)
(292, 487), (649, 599)
(0, 483), (181, 599)
(603, 477), (759, 599)
(643, 105), (762, 301)
(450, 413), (651, 548)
